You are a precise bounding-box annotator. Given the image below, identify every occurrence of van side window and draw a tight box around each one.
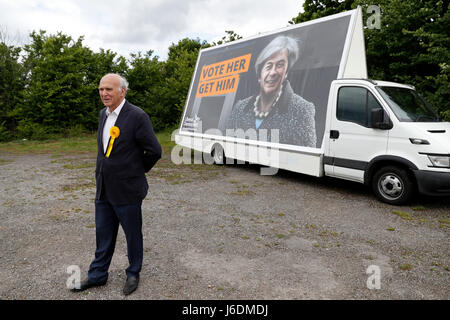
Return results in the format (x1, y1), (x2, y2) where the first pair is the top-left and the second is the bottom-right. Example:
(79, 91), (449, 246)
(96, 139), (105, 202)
(337, 87), (383, 127)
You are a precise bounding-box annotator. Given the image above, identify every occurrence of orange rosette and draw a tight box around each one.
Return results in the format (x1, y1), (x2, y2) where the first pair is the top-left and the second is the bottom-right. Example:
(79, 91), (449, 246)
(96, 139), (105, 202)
(105, 126), (120, 158)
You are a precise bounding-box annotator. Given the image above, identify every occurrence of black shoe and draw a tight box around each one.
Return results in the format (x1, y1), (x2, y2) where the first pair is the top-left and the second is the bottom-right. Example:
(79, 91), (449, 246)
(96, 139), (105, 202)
(123, 276), (139, 296)
(71, 278), (106, 292)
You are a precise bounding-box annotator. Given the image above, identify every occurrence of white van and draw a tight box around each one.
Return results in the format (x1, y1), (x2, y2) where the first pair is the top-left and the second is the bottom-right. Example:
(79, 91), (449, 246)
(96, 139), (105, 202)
(323, 78), (450, 204)
(174, 7), (450, 204)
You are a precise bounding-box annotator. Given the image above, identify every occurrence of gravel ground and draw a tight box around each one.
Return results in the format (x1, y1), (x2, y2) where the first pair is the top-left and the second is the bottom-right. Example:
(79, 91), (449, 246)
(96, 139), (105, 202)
(0, 148), (449, 300)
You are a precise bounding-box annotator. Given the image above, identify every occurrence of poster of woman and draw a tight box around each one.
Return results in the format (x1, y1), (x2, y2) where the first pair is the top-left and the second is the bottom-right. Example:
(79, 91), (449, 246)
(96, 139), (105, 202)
(225, 36), (316, 147)
(180, 12), (354, 149)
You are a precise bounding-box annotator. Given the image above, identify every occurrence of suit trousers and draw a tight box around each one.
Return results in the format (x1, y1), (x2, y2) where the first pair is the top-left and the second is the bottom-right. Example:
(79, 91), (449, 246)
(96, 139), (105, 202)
(87, 199), (143, 284)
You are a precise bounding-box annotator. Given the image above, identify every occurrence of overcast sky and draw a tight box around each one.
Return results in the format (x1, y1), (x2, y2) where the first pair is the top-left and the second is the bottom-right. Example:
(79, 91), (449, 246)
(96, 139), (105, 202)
(0, 0), (304, 61)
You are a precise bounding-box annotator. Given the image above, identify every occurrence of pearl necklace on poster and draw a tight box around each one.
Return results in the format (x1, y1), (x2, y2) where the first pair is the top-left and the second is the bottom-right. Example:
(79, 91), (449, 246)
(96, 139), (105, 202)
(253, 84), (283, 119)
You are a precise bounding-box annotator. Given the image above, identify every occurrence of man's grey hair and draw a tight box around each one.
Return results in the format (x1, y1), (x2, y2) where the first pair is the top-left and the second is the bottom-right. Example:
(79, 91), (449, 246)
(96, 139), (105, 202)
(103, 73), (129, 94)
(118, 74), (129, 94)
(254, 36), (300, 77)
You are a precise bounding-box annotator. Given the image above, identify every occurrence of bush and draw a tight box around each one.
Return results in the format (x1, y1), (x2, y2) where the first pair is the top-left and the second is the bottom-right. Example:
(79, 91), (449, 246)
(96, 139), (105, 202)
(61, 124), (88, 138)
(0, 121), (12, 142)
(16, 121), (50, 140)
(442, 110), (450, 122)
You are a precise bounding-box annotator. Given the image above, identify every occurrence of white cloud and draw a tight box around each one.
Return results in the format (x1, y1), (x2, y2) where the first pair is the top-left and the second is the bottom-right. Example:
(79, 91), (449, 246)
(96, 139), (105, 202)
(0, 0), (304, 60)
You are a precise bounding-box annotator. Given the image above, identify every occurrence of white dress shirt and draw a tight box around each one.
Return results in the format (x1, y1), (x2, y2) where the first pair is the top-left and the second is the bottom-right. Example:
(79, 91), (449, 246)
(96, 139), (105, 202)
(103, 99), (126, 153)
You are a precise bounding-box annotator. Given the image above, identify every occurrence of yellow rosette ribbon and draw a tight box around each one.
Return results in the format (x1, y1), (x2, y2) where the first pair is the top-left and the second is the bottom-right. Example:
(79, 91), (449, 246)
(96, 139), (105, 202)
(105, 126), (120, 158)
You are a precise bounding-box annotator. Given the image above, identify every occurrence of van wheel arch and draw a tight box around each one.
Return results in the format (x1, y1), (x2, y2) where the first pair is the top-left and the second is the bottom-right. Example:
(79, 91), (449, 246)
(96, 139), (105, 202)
(365, 156), (418, 186)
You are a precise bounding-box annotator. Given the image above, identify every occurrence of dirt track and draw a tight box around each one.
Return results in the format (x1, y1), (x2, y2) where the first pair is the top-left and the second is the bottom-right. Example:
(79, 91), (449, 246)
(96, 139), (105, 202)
(0, 148), (449, 300)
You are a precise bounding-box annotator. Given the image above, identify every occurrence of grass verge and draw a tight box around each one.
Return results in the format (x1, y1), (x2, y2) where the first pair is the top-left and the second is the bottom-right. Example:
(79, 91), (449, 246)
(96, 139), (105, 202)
(0, 126), (178, 156)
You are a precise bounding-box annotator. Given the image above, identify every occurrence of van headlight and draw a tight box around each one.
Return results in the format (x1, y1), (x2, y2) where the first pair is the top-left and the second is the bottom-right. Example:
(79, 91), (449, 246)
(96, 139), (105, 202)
(427, 155), (450, 168)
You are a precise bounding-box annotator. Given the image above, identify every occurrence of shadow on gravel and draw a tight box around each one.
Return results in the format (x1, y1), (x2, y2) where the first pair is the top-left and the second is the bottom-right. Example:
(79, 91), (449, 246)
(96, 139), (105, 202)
(220, 162), (450, 208)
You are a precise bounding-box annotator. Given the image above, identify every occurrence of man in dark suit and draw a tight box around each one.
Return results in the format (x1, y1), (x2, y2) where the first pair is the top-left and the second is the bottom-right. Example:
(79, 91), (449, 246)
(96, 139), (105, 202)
(72, 73), (162, 295)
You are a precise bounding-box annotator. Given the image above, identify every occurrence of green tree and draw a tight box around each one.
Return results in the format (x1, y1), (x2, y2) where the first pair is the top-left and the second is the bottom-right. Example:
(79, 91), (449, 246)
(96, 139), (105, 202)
(355, 0), (449, 119)
(126, 50), (166, 131)
(290, 0), (450, 119)
(164, 38), (207, 123)
(0, 36), (24, 140)
(289, 0), (354, 24)
(18, 31), (93, 137)
(17, 31), (129, 138)
(211, 30), (242, 46)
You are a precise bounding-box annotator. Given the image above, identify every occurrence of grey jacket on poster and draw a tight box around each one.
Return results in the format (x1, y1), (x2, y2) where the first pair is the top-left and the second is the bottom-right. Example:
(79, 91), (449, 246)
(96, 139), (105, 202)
(225, 80), (317, 147)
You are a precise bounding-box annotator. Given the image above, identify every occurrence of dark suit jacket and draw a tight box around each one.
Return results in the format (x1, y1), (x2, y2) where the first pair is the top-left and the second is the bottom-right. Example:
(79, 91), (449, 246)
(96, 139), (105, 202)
(95, 101), (162, 205)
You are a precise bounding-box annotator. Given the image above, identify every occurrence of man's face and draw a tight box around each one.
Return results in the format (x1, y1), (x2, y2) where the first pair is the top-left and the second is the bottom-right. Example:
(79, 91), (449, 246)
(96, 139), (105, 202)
(98, 75), (125, 110)
(258, 48), (289, 97)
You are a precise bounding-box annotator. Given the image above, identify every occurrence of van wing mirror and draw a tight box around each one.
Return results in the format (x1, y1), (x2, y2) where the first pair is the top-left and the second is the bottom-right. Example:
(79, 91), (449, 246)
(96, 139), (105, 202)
(371, 108), (393, 130)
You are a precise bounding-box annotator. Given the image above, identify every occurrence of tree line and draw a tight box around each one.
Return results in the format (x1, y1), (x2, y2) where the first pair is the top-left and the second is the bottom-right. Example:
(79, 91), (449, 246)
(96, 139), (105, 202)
(0, 29), (211, 141)
(0, 0), (448, 141)
(291, 0), (449, 120)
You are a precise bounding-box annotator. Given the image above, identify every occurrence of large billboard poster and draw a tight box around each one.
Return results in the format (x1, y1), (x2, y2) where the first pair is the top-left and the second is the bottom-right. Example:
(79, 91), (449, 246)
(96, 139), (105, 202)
(180, 11), (355, 149)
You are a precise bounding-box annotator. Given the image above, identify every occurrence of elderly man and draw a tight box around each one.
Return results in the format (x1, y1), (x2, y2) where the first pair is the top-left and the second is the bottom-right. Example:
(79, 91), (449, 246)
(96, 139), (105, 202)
(72, 73), (162, 295)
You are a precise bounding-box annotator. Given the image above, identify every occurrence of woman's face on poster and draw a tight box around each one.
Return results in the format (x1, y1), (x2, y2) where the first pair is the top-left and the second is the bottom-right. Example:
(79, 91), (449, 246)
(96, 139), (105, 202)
(258, 48), (289, 97)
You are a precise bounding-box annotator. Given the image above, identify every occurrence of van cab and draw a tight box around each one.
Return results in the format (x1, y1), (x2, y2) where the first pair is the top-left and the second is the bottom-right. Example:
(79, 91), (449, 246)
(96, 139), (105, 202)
(324, 79), (450, 204)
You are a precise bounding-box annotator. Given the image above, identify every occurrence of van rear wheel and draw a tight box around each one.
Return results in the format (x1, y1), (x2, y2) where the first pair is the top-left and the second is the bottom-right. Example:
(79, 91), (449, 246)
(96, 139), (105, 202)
(211, 144), (225, 165)
(372, 166), (414, 205)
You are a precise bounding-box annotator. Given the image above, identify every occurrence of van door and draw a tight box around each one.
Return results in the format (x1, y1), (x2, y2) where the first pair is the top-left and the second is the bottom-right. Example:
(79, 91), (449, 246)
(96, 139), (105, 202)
(326, 85), (389, 182)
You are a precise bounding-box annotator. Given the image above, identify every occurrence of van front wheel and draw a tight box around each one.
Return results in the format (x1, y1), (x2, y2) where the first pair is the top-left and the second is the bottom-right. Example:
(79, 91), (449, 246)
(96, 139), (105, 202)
(372, 166), (414, 205)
